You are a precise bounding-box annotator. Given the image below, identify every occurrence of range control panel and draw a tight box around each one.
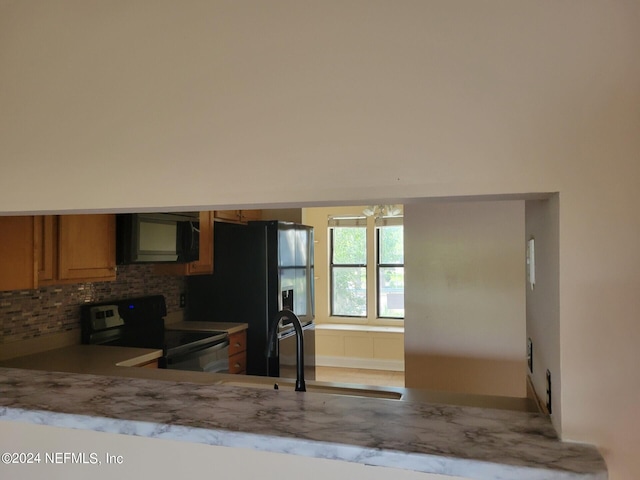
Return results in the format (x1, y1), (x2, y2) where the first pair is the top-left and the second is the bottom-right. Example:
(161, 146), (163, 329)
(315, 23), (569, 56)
(89, 305), (125, 331)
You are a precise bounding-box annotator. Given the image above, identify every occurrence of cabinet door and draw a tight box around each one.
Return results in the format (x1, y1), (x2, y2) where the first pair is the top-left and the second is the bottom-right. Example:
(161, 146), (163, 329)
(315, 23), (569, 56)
(0, 216), (36, 291)
(228, 330), (247, 356)
(35, 216), (56, 284)
(228, 352), (246, 374)
(57, 214), (116, 282)
(187, 211), (214, 275)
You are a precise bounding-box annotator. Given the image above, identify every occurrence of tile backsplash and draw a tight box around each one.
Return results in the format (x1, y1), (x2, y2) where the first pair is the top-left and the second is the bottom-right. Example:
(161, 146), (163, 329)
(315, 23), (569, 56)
(0, 265), (184, 345)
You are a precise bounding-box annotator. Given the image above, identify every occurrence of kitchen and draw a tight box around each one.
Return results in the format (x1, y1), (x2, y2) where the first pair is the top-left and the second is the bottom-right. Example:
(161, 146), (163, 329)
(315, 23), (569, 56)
(1, 1), (638, 479)
(0, 202), (528, 396)
(0, 201), (604, 480)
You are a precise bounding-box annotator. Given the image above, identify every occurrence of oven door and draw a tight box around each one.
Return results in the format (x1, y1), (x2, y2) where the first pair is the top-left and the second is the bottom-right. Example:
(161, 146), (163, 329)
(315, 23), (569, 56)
(164, 339), (230, 373)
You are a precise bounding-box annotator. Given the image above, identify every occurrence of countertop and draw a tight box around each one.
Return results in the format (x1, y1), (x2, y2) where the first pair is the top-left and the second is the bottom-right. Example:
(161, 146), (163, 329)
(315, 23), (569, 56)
(0, 346), (607, 480)
(165, 321), (248, 335)
(0, 344), (163, 373)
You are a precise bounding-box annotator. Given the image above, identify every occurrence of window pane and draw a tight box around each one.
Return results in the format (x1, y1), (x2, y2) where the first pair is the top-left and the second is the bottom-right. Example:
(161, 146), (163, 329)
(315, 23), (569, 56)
(379, 226), (404, 264)
(332, 267), (367, 316)
(332, 227), (366, 265)
(379, 266), (404, 318)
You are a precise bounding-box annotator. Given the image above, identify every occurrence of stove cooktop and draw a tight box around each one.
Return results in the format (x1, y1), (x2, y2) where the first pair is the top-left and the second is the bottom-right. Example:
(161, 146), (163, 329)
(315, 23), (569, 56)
(103, 329), (227, 353)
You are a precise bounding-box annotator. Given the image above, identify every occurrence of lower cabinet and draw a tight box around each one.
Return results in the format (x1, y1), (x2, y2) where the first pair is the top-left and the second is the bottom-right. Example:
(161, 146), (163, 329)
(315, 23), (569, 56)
(228, 330), (247, 375)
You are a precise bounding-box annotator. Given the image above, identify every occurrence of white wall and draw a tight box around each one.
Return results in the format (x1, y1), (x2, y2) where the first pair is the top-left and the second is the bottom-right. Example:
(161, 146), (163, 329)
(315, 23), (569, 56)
(525, 197), (561, 430)
(404, 200), (526, 397)
(0, 421), (464, 480)
(1, 1), (639, 477)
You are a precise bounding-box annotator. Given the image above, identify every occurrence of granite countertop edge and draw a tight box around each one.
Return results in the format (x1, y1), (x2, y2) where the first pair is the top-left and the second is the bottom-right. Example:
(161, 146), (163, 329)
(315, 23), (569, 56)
(0, 367), (607, 480)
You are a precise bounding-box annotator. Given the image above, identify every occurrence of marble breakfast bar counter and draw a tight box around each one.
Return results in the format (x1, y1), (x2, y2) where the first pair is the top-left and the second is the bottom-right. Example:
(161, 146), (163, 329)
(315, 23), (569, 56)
(0, 364), (606, 480)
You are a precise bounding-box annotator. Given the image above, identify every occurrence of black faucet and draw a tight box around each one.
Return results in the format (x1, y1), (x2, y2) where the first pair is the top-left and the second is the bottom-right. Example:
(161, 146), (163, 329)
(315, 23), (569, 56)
(266, 309), (306, 392)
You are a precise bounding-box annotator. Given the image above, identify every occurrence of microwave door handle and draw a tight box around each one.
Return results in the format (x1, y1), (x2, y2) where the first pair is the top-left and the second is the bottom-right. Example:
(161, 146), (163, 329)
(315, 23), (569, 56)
(186, 221), (199, 256)
(177, 222), (195, 261)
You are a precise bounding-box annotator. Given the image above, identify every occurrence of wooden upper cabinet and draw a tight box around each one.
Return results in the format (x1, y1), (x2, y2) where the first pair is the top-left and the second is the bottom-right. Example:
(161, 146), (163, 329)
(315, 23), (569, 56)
(214, 210), (241, 222)
(240, 209), (262, 223)
(57, 214), (117, 282)
(0, 216), (36, 292)
(214, 209), (262, 224)
(35, 216), (56, 284)
(187, 211), (214, 275)
(154, 211), (214, 276)
(0, 214), (116, 291)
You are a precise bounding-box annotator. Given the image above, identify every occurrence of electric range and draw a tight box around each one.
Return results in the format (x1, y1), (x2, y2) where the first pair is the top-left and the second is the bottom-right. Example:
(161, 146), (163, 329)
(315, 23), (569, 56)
(81, 295), (229, 373)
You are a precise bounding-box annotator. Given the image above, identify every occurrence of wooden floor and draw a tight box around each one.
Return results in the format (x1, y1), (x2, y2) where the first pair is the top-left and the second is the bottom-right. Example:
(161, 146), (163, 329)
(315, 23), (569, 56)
(315, 366), (405, 387)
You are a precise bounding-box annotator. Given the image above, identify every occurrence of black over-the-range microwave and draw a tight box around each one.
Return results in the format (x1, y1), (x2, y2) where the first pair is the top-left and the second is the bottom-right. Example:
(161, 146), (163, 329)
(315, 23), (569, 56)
(116, 212), (200, 264)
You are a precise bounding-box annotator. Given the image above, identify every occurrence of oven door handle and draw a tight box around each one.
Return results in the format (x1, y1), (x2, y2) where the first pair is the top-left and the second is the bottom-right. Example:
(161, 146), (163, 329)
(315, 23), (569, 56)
(278, 322), (314, 340)
(166, 339), (229, 365)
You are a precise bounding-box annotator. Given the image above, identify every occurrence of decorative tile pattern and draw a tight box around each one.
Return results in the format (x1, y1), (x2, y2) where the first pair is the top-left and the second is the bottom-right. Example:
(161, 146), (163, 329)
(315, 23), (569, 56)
(0, 265), (184, 344)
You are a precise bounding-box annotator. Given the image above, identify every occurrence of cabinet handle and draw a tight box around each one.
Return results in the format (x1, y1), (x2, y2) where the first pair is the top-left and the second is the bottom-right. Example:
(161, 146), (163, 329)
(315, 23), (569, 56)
(234, 342), (241, 347)
(234, 363), (241, 368)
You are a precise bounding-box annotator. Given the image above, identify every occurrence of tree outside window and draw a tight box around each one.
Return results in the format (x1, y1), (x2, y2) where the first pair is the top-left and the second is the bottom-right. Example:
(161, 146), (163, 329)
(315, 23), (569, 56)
(330, 224), (367, 317)
(329, 216), (404, 320)
(377, 224), (404, 318)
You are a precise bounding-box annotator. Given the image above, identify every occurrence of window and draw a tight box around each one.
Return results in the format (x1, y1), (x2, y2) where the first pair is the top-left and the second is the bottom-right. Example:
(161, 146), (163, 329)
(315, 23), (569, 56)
(329, 216), (404, 320)
(376, 221), (404, 318)
(330, 218), (367, 317)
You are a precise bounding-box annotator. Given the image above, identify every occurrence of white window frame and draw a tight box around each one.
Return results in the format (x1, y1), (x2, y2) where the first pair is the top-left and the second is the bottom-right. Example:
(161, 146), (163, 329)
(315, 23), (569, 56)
(375, 216), (405, 320)
(328, 215), (404, 326)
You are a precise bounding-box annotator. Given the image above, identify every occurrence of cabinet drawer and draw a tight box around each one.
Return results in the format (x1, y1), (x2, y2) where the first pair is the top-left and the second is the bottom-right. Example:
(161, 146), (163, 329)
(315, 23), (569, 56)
(228, 331), (246, 356)
(228, 352), (246, 374)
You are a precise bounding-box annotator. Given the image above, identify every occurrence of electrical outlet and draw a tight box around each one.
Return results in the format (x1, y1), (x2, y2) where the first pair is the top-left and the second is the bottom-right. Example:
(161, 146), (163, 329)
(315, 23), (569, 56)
(527, 338), (533, 373)
(546, 370), (552, 414)
(179, 293), (186, 308)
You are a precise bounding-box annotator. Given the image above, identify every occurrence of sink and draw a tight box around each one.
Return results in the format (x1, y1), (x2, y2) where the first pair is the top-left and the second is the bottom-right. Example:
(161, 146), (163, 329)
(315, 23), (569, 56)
(219, 379), (403, 400)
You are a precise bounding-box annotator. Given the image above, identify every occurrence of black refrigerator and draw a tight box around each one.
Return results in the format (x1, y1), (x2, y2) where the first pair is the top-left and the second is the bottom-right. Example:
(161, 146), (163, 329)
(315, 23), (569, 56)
(186, 220), (316, 379)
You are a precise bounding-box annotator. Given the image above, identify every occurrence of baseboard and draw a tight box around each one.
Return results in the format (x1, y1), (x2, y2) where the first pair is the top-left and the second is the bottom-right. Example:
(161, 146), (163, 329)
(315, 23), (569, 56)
(526, 374), (549, 414)
(315, 355), (404, 372)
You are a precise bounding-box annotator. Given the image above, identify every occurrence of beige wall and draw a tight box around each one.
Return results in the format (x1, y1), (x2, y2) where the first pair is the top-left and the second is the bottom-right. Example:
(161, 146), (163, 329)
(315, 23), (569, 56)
(1, 1), (639, 477)
(404, 200), (526, 397)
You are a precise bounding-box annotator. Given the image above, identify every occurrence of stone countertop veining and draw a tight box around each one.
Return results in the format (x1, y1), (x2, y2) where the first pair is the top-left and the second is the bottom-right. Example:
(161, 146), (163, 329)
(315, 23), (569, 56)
(0, 367), (606, 480)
